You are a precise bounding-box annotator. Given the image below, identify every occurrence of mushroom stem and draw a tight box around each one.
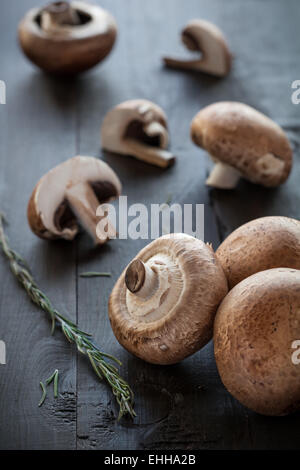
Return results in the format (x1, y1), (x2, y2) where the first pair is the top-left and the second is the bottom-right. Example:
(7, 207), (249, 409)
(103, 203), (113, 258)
(41, 1), (80, 31)
(65, 182), (116, 245)
(163, 57), (203, 71)
(206, 161), (241, 189)
(143, 122), (169, 148)
(125, 259), (158, 298)
(125, 139), (175, 168)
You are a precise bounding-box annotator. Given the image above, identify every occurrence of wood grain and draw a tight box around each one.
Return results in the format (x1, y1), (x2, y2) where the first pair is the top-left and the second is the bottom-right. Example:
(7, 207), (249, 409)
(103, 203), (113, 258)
(0, 0), (299, 450)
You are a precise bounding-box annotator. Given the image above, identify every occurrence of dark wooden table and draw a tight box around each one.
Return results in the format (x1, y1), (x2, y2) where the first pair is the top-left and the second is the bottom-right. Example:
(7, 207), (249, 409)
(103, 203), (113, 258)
(0, 0), (299, 450)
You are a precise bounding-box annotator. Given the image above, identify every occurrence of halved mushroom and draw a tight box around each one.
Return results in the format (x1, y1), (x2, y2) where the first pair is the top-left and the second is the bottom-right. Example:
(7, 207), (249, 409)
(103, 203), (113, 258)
(108, 233), (228, 365)
(101, 100), (175, 168)
(216, 216), (300, 289)
(18, 1), (117, 75)
(191, 102), (293, 188)
(28, 156), (121, 244)
(214, 268), (300, 416)
(163, 20), (232, 77)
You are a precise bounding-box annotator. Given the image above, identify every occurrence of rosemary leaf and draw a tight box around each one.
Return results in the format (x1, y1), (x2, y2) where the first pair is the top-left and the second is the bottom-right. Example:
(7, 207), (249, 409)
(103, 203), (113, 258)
(0, 214), (136, 419)
(38, 382), (47, 407)
(53, 370), (59, 398)
(164, 193), (173, 206)
(45, 370), (57, 386)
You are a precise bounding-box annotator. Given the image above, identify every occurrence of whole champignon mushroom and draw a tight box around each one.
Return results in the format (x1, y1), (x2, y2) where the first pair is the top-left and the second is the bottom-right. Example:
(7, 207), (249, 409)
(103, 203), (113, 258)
(191, 102), (293, 188)
(108, 233), (228, 365)
(18, 1), (117, 75)
(214, 268), (300, 416)
(216, 216), (300, 289)
(101, 99), (175, 168)
(163, 20), (232, 77)
(28, 156), (121, 244)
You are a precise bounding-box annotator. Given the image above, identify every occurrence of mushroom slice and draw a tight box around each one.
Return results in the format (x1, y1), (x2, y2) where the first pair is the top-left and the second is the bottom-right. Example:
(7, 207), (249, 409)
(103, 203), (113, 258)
(18, 1), (117, 75)
(109, 234), (228, 365)
(163, 20), (232, 77)
(101, 100), (175, 168)
(190, 102), (293, 188)
(214, 268), (300, 416)
(216, 216), (300, 289)
(27, 156), (121, 245)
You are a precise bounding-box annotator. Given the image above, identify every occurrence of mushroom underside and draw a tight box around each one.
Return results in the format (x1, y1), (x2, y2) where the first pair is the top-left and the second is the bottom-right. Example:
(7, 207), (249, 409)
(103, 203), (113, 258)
(35, 3), (92, 28)
(124, 120), (162, 148)
(53, 180), (118, 234)
(120, 119), (175, 168)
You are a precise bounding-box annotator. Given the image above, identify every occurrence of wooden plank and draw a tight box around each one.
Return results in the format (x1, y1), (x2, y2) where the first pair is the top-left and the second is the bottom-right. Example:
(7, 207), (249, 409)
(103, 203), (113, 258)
(0, 0), (77, 450)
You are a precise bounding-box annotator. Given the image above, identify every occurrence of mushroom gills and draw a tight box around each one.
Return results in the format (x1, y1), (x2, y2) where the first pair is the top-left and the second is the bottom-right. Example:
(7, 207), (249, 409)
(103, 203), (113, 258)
(206, 161), (242, 189)
(54, 200), (77, 233)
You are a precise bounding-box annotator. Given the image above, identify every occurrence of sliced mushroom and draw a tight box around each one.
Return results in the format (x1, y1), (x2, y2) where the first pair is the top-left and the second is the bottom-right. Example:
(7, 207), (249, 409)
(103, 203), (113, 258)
(216, 216), (300, 289)
(191, 102), (293, 188)
(28, 156), (121, 244)
(163, 20), (232, 77)
(214, 268), (300, 416)
(101, 100), (175, 168)
(18, 1), (117, 75)
(108, 234), (228, 364)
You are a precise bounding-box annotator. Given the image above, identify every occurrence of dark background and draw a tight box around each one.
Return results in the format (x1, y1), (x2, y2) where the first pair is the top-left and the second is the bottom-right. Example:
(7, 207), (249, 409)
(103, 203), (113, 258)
(0, 0), (300, 450)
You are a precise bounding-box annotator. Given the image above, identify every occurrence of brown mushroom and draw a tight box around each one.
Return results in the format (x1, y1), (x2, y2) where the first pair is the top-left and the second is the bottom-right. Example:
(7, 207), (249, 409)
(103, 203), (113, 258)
(28, 155), (121, 244)
(101, 99), (175, 168)
(163, 20), (232, 77)
(216, 216), (300, 289)
(18, 1), (117, 75)
(214, 268), (300, 416)
(191, 102), (293, 188)
(108, 233), (228, 364)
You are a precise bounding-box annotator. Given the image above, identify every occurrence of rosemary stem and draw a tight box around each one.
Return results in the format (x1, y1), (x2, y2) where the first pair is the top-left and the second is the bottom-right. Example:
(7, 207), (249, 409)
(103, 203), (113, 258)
(0, 214), (135, 419)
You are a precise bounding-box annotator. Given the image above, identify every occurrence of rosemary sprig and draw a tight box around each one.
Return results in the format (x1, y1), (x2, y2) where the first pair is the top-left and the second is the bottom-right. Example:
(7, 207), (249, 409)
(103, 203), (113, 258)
(0, 214), (136, 420)
(80, 272), (111, 278)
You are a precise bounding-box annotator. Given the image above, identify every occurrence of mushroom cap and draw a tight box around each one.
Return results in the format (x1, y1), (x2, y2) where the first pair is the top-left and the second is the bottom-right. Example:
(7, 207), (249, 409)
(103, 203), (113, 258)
(108, 233), (228, 365)
(18, 1), (117, 75)
(101, 99), (169, 154)
(214, 268), (300, 416)
(28, 155), (121, 241)
(191, 102), (292, 187)
(216, 216), (300, 289)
